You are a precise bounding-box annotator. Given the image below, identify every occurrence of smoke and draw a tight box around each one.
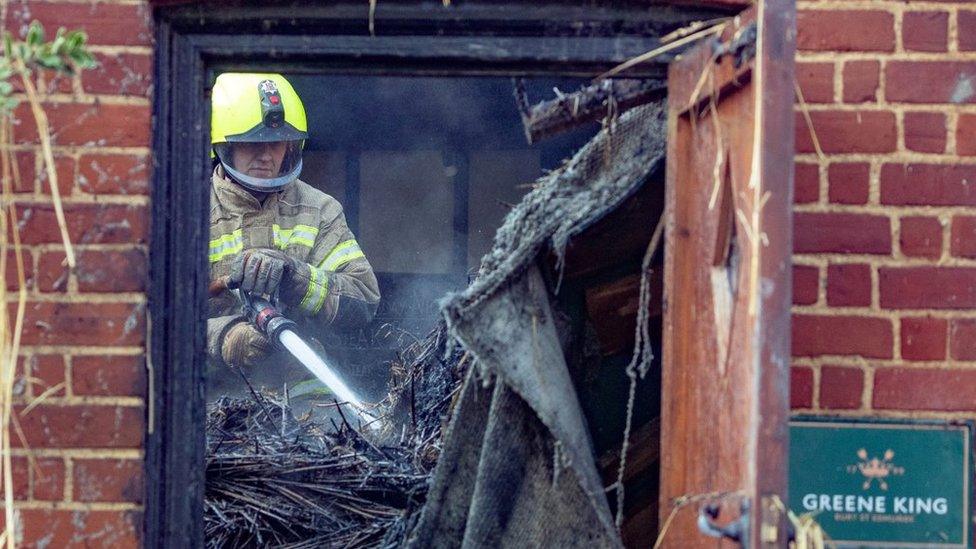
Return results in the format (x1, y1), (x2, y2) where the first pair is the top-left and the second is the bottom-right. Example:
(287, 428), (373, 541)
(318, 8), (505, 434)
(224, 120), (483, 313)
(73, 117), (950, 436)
(207, 73), (600, 404)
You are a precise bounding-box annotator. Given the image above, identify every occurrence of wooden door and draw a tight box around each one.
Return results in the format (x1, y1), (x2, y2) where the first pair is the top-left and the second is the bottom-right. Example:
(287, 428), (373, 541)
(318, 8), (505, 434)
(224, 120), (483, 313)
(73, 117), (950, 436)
(660, 2), (795, 547)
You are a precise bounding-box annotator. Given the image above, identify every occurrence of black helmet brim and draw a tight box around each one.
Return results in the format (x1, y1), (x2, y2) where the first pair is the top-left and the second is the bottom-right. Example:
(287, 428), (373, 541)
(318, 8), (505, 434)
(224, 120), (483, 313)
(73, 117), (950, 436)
(224, 121), (307, 143)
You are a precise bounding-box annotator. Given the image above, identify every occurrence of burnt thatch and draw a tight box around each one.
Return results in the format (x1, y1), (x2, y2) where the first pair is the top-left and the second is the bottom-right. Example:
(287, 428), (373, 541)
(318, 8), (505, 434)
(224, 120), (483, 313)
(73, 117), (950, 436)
(204, 324), (466, 549)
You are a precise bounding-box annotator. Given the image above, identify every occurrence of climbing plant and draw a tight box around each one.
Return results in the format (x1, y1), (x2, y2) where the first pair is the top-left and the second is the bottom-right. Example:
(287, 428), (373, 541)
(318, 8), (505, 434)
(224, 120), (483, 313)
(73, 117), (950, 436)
(0, 20), (95, 549)
(0, 21), (96, 112)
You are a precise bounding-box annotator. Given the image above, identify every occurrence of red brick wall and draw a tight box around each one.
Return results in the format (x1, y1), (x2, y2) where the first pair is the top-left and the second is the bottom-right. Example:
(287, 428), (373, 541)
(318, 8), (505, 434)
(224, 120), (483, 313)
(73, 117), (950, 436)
(3, 0), (152, 546)
(791, 1), (976, 417)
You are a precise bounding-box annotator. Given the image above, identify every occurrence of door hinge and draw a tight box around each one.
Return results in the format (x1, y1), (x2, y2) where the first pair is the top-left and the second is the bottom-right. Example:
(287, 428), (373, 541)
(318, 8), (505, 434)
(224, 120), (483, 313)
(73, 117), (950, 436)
(697, 499), (750, 547)
(710, 20), (758, 69)
(697, 495), (787, 548)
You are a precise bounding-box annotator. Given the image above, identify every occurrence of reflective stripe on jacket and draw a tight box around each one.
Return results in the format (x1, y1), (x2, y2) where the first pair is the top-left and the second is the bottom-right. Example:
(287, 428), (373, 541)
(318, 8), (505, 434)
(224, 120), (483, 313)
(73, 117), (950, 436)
(207, 166), (380, 355)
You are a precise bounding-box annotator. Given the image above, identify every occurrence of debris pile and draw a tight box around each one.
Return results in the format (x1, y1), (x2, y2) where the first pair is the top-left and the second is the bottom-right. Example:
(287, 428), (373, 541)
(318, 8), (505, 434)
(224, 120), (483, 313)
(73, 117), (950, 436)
(204, 324), (467, 549)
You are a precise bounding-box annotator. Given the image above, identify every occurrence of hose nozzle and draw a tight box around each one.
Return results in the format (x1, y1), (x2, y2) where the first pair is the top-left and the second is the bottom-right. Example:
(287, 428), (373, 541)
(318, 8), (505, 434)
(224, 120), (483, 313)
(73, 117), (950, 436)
(242, 294), (297, 348)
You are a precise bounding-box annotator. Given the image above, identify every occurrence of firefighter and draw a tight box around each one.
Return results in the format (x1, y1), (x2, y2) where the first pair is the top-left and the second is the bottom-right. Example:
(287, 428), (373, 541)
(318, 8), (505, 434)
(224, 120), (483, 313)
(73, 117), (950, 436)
(207, 72), (380, 371)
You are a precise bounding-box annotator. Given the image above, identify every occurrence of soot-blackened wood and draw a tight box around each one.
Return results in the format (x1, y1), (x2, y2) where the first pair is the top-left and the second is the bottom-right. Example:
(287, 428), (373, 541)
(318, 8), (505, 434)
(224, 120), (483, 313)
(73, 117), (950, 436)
(155, 1), (736, 40)
(197, 34), (666, 78)
(662, 0), (751, 8)
(145, 25), (209, 549)
(144, 16), (171, 548)
(515, 78), (667, 143)
(660, 2), (794, 547)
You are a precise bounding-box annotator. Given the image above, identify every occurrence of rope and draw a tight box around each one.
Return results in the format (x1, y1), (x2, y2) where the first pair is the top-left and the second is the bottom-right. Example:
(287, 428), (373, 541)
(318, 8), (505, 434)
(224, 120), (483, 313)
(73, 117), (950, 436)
(614, 215), (665, 530)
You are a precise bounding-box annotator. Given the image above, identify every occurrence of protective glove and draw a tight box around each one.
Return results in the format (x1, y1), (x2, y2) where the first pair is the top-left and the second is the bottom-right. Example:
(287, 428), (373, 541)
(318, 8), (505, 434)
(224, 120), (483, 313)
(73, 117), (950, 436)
(228, 248), (301, 297)
(220, 320), (274, 369)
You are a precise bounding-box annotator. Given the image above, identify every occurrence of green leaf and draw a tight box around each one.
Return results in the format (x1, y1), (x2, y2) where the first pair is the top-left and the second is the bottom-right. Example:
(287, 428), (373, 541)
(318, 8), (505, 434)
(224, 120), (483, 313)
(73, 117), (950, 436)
(3, 24), (97, 78)
(0, 81), (13, 96)
(1, 96), (20, 112)
(0, 60), (13, 81)
(26, 21), (44, 47)
(69, 50), (96, 70)
(50, 35), (66, 55)
(16, 42), (30, 63)
(37, 54), (62, 70)
(65, 32), (83, 51)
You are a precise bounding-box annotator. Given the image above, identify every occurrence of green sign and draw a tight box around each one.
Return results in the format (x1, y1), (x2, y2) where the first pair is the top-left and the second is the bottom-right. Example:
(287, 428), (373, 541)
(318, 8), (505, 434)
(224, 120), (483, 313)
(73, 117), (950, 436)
(790, 419), (972, 548)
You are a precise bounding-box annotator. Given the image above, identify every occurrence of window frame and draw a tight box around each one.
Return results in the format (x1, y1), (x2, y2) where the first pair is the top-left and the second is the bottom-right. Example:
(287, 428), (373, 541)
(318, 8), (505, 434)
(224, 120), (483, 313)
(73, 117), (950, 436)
(146, 2), (737, 545)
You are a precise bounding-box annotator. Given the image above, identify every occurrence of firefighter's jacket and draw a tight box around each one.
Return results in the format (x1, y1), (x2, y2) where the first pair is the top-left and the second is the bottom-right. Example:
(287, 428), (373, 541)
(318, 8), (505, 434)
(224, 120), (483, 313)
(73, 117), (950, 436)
(206, 166), (380, 365)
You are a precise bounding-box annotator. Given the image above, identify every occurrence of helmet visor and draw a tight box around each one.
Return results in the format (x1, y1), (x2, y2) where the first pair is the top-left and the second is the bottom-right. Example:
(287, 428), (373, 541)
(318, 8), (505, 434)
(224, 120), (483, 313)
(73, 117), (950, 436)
(214, 139), (304, 189)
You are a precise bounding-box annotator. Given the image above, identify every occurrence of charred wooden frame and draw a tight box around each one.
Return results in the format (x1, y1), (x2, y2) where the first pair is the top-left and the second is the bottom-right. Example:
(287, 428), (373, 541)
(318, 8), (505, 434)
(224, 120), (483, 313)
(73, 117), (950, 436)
(147, 2), (741, 546)
(515, 77), (668, 143)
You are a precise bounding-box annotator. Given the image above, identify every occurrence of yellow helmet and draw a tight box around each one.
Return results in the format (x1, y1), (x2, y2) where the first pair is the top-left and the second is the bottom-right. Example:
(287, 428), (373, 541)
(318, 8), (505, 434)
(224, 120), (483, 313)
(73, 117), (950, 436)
(211, 72), (308, 191)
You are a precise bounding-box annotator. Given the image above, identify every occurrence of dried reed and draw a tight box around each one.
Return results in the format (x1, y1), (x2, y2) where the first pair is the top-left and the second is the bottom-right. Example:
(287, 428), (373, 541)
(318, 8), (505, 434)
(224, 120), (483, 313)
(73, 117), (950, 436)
(0, 19), (89, 545)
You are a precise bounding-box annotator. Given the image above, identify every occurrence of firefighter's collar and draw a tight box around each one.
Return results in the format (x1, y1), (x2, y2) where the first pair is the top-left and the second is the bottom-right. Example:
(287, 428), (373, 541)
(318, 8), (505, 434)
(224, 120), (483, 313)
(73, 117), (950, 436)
(212, 165), (292, 212)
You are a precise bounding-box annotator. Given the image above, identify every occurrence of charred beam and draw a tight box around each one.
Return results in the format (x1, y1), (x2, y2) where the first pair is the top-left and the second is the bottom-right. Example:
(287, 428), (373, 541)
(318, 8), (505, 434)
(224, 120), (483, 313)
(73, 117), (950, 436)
(515, 77), (666, 144)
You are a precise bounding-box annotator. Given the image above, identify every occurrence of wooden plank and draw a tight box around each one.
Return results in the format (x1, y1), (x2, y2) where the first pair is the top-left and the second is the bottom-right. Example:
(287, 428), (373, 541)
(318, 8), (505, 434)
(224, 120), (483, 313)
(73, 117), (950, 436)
(623, 498), (661, 548)
(599, 418), (661, 484)
(144, 26), (209, 549)
(657, 0), (752, 8)
(661, 58), (756, 546)
(516, 78), (667, 144)
(156, 1), (736, 37)
(585, 271), (663, 356)
(159, 1), (740, 79)
(143, 16), (172, 547)
(197, 34), (668, 78)
(599, 419), (662, 546)
(659, 1), (794, 545)
(751, 0), (796, 544)
(668, 12), (756, 111)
